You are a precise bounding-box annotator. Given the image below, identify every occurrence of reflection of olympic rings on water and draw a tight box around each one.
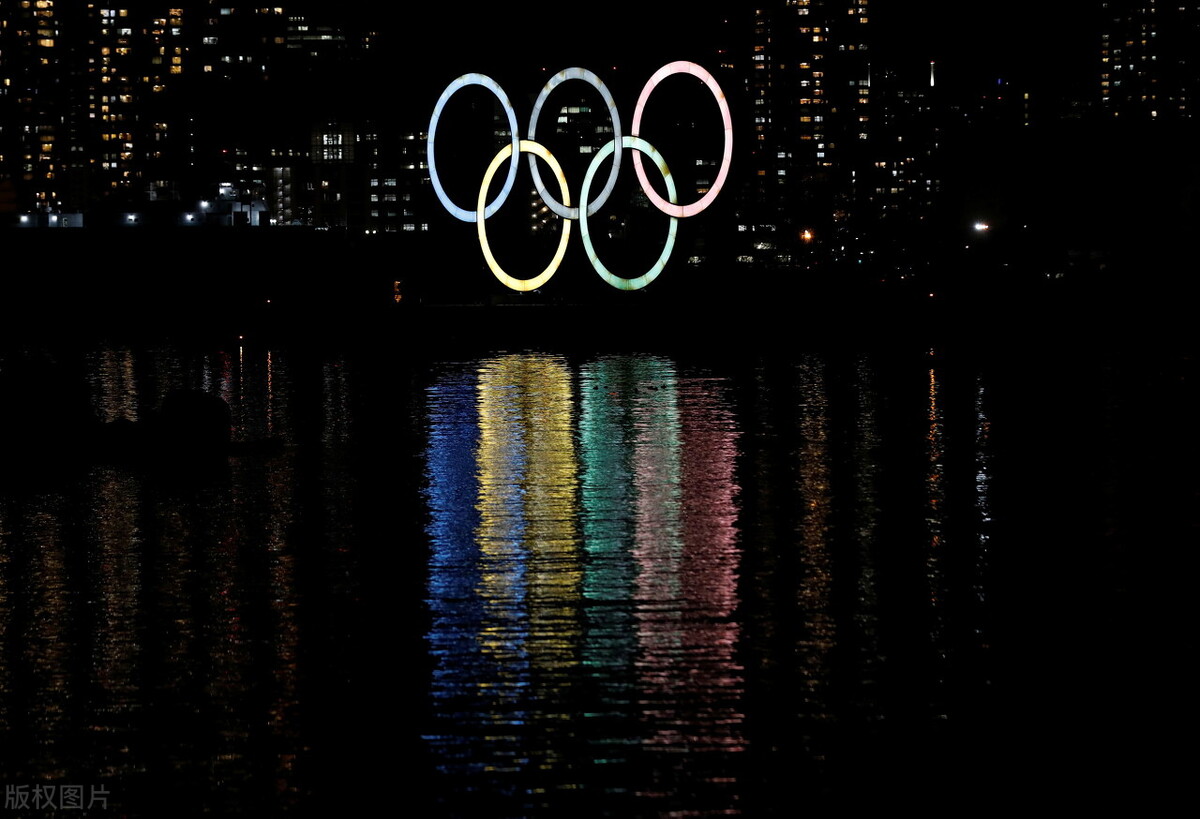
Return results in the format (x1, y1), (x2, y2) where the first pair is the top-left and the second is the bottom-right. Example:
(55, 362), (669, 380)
(427, 61), (732, 291)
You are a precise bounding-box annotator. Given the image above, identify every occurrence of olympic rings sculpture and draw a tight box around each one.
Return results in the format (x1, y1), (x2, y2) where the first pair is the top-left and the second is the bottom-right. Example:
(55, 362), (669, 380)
(428, 61), (733, 292)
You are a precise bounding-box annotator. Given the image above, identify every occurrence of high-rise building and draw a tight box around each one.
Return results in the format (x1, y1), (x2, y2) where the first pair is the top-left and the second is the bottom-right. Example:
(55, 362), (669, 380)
(0, 2), (382, 223)
(0, 0), (90, 212)
(735, 0), (872, 266)
(90, 5), (189, 202)
(1100, 1), (1200, 120)
(859, 67), (941, 259)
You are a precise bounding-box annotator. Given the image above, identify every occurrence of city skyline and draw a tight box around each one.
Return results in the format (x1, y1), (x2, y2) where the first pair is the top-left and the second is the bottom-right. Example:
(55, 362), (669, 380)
(0, 0), (1194, 281)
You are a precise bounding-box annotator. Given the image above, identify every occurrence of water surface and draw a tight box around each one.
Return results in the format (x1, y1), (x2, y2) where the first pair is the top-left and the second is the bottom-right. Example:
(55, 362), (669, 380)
(0, 336), (1187, 815)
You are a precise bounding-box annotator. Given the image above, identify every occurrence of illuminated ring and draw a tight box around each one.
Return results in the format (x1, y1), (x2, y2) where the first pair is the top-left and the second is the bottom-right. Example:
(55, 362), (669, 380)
(527, 67), (622, 220)
(630, 61), (733, 218)
(579, 136), (677, 291)
(428, 73), (521, 222)
(477, 140), (572, 292)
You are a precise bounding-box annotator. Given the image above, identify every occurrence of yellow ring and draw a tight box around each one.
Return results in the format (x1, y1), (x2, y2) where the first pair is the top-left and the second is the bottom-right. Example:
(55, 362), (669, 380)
(477, 139), (572, 292)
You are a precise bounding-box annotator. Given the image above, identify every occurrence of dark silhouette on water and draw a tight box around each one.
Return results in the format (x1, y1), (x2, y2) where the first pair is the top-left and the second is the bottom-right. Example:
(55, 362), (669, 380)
(96, 389), (232, 464)
(2, 350), (281, 489)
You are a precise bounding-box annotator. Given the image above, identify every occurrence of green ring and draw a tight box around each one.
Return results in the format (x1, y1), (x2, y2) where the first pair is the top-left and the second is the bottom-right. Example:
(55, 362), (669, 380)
(578, 136), (677, 291)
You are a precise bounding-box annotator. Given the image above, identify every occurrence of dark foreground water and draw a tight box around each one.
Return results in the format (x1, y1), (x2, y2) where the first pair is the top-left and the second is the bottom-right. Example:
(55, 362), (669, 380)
(0, 325), (1192, 816)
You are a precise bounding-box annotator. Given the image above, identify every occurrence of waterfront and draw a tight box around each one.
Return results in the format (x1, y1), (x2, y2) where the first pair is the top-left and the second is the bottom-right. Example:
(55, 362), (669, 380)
(0, 318), (1191, 815)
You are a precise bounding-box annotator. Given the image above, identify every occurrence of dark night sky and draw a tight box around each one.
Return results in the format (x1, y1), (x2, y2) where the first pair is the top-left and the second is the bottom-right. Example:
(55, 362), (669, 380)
(872, 1), (1098, 92)
(388, 4), (725, 76)
(368, 1), (1099, 103)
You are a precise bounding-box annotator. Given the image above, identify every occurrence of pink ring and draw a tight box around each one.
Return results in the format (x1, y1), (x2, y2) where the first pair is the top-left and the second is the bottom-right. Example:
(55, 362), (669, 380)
(630, 61), (733, 218)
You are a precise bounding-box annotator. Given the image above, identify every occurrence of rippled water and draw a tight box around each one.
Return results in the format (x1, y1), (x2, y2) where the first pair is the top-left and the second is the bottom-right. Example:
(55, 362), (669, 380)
(0, 336), (1190, 815)
(423, 355), (748, 815)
